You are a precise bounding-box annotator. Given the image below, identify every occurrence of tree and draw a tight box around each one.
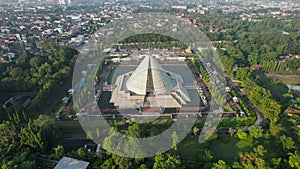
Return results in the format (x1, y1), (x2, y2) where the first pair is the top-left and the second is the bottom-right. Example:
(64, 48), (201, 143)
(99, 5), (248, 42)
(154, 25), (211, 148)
(123, 138), (147, 158)
(100, 158), (116, 169)
(19, 115), (61, 153)
(248, 52), (260, 65)
(220, 54), (235, 78)
(288, 59), (300, 71)
(1, 151), (36, 169)
(280, 135), (295, 150)
(248, 125), (263, 139)
(41, 38), (57, 52)
(76, 148), (88, 160)
(239, 152), (257, 167)
(54, 145), (64, 160)
(269, 124), (283, 136)
(29, 56), (43, 68)
(212, 160), (228, 169)
(235, 67), (251, 81)
(16, 50), (31, 69)
(0, 121), (16, 144)
(231, 162), (243, 169)
(153, 153), (182, 169)
(9, 67), (24, 79)
(193, 127), (199, 135)
(58, 46), (78, 64)
(196, 148), (213, 166)
(288, 151), (300, 168)
(127, 123), (141, 137)
(246, 85), (281, 124)
(171, 132), (178, 151)
(254, 145), (266, 157)
(198, 63), (210, 83)
(86, 131), (93, 140)
(111, 154), (136, 169)
(236, 129), (247, 140)
(19, 119), (47, 152)
(270, 158), (282, 168)
(254, 157), (266, 168)
(228, 127), (236, 137)
(0, 119), (37, 168)
(139, 164), (148, 169)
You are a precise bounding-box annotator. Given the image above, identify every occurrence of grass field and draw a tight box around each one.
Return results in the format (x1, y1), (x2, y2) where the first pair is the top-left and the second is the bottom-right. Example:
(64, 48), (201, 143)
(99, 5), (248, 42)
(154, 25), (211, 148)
(267, 73), (300, 85)
(177, 134), (241, 167)
(209, 134), (239, 163)
(177, 135), (202, 168)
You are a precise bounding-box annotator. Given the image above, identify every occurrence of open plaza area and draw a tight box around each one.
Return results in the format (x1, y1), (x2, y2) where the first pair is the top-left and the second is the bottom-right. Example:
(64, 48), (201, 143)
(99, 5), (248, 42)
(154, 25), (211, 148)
(97, 54), (206, 117)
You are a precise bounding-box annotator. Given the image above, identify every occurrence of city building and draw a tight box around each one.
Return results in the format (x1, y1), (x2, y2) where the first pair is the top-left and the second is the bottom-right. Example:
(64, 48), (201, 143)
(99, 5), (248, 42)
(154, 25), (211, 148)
(172, 5), (187, 10)
(58, 0), (65, 5)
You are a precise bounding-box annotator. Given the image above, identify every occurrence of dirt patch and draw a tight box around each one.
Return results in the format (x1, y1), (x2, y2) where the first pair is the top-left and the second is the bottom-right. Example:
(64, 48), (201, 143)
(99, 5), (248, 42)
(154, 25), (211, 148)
(266, 73), (300, 85)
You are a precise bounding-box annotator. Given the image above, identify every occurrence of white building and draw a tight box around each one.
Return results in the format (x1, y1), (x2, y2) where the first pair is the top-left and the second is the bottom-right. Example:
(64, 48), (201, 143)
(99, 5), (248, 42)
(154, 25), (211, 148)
(172, 5), (187, 10)
(58, 0), (65, 5)
(110, 56), (191, 109)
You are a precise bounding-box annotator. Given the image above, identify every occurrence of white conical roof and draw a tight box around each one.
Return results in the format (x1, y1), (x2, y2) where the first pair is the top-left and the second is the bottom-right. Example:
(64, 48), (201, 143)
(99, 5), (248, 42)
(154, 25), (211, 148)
(126, 56), (177, 95)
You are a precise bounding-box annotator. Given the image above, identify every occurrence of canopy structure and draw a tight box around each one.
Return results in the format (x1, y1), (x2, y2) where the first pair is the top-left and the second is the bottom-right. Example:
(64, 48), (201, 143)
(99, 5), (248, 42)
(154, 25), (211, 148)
(110, 56), (191, 110)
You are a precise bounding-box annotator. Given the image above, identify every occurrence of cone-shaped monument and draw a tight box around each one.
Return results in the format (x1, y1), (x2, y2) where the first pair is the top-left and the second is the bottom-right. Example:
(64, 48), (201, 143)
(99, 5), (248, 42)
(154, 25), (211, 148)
(110, 56), (191, 110)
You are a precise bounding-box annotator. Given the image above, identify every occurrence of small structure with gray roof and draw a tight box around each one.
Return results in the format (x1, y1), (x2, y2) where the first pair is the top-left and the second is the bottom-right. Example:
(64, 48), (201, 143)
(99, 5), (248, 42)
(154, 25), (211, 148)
(54, 156), (89, 169)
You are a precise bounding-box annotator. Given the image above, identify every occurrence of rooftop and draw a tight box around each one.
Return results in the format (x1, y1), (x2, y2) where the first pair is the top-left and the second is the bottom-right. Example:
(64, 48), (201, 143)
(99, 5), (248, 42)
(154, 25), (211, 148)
(126, 56), (177, 95)
(54, 156), (89, 169)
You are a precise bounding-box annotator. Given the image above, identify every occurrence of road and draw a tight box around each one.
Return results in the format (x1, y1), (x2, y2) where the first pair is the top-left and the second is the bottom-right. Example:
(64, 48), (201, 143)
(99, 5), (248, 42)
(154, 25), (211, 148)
(190, 58), (265, 126)
(192, 55), (265, 126)
(225, 76), (265, 125)
(186, 60), (212, 104)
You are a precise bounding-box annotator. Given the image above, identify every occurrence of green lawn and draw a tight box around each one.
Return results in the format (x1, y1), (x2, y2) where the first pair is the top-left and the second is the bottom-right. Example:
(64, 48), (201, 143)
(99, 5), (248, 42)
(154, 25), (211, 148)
(177, 134), (241, 166)
(177, 135), (203, 168)
(267, 73), (300, 85)
(178, 135), (200, 159)
(209, 134), (239, 163)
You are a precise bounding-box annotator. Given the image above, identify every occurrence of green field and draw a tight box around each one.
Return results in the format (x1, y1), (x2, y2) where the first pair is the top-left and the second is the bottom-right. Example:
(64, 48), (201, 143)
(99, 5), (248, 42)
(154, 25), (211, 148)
(210, 135), (239, 163)
(177, 134), (241, 167)
(267, 73), (300, 85)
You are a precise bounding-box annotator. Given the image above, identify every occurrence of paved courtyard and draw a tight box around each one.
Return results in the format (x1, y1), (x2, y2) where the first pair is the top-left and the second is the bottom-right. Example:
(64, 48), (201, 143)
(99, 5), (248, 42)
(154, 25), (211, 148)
(98, 62), (204, 111)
